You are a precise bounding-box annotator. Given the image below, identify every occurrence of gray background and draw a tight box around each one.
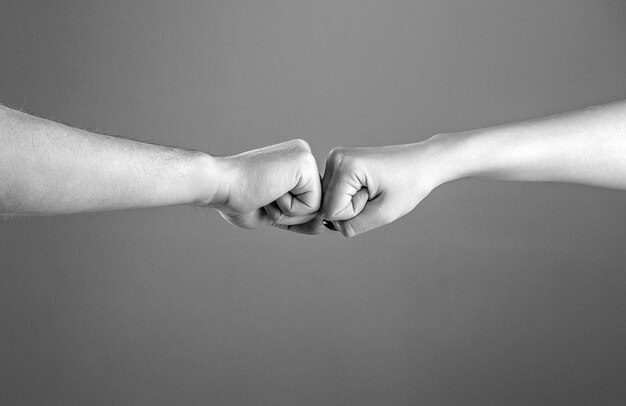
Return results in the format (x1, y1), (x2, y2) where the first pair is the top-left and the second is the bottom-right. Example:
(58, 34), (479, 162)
(1, 0), (626, 404)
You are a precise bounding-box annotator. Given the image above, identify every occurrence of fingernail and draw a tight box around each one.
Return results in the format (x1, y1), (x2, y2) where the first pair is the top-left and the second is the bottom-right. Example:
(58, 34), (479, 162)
(322, 220), (337, 231)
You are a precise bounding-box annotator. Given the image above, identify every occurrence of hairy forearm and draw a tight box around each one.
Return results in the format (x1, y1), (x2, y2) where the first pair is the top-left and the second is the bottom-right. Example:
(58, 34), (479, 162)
(0, 106), (218, 215)
(433, 99), (626, 189)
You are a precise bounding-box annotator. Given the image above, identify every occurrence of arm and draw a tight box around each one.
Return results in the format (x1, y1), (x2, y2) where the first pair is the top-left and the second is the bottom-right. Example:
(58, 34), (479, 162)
(439, 99), (626, 189)
(321, 99), (626, 237)
(0, 105), (216, 215)
(0, 105), (322, 233)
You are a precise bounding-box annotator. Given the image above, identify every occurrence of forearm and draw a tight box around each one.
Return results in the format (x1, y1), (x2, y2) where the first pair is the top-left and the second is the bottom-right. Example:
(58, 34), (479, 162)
(0, 106), (218, 215)
(434, 99), (626, 189)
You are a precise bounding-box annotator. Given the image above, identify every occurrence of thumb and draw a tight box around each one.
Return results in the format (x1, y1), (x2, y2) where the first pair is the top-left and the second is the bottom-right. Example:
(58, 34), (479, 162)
(321, 168), (368, 220)
(335, 195), (391, 238)
(327, 187), (370, 221)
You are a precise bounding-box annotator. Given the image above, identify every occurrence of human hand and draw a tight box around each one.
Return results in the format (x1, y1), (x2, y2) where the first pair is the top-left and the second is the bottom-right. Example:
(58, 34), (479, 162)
(210, 139), (324, 234)
(320, 138), (449, 237)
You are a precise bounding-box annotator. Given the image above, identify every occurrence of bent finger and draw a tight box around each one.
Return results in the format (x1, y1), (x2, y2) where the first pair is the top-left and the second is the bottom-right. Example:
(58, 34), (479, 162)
(287, 215), (328, 235)
(336, 196), (393, 238)
(329, 187), (370, 221)
(321, 169), (366, 219)
(264, 202), (318, 226)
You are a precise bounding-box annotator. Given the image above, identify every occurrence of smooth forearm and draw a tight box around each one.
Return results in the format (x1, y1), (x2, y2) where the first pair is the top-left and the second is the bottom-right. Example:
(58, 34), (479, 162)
(432, 100), (626, 189)
(0, 106), (218, 215)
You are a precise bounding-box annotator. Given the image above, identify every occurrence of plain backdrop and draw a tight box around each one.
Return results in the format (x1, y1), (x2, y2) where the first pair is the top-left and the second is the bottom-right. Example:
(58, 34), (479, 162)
(2, 1), (626, 404)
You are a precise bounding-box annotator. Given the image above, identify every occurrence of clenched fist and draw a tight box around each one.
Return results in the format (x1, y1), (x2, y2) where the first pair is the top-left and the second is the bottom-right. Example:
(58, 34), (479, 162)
(210, 139), (323, 233)
(320, 139), (449, 237)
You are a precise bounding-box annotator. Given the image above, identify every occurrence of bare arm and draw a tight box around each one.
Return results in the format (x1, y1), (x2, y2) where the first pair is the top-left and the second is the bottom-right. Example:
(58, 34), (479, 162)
(321, 99), (626, 237)
(439, 99), (626, 189)
(0, 105), (218, 215)
(0, 105), (321, 234)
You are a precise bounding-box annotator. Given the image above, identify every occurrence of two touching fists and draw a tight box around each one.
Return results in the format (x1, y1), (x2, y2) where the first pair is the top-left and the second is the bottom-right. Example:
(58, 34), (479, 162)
(209, 139), (446, 237)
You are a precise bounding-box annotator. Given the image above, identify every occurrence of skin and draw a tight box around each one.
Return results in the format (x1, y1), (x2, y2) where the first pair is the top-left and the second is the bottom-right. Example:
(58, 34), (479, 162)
(212, 139), (324, 234)
(0, 105), (322, 233)
(321, 99), (626, 237)
(2, 99), (625, 237)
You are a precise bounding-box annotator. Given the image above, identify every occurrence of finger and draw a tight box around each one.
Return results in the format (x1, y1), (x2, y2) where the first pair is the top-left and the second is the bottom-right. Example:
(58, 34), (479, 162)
(322, 169), (367, 220)
(218, 208), (272, 229)
(335, 195), (391, 238)
(264, 202), (318, 226)
(321, 154), (335, 193)
(287, 215), (328, 235)
(329, 187), (370, 221)
(275, 190), (317, 217)
(278, 166), (322, 217)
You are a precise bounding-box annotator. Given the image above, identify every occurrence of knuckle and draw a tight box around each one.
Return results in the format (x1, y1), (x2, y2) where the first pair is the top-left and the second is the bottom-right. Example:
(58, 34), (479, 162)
(328, 147), (363, 174)
(294, 156), (319, 184)
(335, 155), (360, 174)
(290, 138), (311, 152)
(328, 146), (347, 162)
(300, 150), (317, 167)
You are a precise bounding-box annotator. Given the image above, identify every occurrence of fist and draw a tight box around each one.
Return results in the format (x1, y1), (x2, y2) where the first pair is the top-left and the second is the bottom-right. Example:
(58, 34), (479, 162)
(212, 139), (323, 233)
(321, 141), (444, 237)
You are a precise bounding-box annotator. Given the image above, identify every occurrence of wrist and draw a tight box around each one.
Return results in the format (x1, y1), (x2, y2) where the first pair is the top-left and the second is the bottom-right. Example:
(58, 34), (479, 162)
(423, 131), (492, 185)
(187, 152), (230, 208)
